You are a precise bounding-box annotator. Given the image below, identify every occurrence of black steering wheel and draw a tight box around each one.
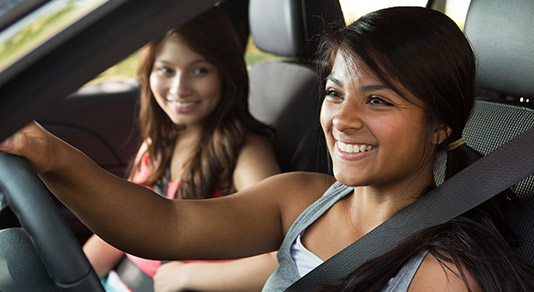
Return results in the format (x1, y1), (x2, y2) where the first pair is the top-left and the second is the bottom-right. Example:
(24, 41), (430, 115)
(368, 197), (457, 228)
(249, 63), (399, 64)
(0, 152), (104, 292)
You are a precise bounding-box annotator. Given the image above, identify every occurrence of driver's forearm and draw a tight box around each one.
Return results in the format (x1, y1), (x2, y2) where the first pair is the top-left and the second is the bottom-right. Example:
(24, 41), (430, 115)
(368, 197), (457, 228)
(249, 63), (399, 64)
(39, 141), (178, 259)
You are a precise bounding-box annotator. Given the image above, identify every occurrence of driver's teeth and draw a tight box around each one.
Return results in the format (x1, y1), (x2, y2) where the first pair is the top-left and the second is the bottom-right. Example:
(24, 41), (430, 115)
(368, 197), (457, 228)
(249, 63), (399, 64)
(338, 141), (374, 154)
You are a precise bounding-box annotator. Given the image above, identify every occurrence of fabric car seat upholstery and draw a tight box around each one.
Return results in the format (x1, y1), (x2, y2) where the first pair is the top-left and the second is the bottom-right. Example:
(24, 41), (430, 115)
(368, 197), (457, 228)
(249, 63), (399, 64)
(462, 100), (534, 266)
(437, 0), (534, 266)
(247, 0), (344, 172)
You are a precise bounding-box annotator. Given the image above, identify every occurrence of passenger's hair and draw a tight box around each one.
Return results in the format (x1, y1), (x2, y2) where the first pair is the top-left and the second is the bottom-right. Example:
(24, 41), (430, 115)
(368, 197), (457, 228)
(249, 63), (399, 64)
(131, 7), (274, 199)
(316, 6), (534, 291)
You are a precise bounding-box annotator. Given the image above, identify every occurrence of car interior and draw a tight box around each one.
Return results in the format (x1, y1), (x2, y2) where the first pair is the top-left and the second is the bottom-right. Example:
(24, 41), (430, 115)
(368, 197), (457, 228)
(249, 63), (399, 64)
(0, 0), (533, 291)
(247, 0), (344, 173)
(460, 0), (534, 267)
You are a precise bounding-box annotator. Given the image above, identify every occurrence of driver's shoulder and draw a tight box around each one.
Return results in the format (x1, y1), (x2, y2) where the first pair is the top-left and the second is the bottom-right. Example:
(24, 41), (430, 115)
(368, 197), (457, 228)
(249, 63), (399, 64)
(272, 171), (335, 200)
(269, 172), (336, 232)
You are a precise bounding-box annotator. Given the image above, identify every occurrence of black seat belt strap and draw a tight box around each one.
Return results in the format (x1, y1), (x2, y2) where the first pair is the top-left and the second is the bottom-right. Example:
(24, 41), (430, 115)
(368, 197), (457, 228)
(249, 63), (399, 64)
(286, 125), (534, 291)
(115, 256), (154, 292)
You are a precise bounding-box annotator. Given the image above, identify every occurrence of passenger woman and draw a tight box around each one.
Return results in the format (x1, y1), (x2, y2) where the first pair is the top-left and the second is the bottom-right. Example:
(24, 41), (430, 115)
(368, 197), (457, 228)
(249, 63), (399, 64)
(82, 7), (280, 292)
(3, 6), (534, 292)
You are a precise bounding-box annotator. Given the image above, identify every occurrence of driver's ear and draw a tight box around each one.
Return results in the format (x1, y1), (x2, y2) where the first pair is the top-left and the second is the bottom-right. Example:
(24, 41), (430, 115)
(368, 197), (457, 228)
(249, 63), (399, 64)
(433, 123), (452, 146)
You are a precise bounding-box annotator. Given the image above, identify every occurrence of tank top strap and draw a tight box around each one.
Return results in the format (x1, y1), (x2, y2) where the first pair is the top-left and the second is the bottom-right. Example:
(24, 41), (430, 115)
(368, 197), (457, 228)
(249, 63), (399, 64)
(381, 250), (429, 292)
(263, 181), (353, 291)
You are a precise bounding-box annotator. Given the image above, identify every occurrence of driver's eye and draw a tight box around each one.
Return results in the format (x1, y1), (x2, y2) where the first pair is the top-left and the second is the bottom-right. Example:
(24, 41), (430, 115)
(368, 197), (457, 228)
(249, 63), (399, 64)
(367, 96), (393, 106)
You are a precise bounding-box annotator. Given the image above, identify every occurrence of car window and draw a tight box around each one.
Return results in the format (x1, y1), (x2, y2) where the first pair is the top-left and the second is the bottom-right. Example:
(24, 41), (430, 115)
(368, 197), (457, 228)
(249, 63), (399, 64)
(340, 0), (471, 29)
(0, 0), (126, 86)
(440, 0), (471, 29)
(339, 0), (427, 23)
(89, 0), (472, 85)
(88, 49), (139, 84)
(91, 33), (285, 84)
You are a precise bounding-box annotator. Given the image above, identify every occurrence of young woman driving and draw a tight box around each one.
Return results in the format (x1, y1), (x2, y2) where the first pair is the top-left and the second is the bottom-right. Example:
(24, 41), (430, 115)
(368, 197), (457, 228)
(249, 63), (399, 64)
(3, 6), (534, 292)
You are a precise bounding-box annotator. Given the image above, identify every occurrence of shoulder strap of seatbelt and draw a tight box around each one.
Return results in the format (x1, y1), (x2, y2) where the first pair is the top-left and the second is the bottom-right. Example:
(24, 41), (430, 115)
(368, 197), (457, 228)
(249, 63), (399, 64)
(286, 125), (534, 291)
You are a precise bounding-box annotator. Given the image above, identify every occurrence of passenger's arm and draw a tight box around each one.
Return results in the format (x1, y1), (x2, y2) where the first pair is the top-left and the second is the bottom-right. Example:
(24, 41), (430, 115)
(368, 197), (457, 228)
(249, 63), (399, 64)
(82, 141), (148, 278)
(153, 134), (281, 291)
(154, 252), (278, 292)
(83, 234), (125, 278)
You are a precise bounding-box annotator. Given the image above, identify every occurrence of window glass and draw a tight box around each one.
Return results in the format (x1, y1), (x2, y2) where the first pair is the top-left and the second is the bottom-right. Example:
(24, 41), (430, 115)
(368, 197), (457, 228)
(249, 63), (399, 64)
(443, 0), (471, 29)
(88, 50), (139, 84)
(244, 37), (285, 67)
(244, 0), (429, 67)
(339, 0), (427, 23)
(92, 35), (284, 84)
(339, 0), (471, 30)
(0, 0), (108, 74)
(91, 0), (472, 84)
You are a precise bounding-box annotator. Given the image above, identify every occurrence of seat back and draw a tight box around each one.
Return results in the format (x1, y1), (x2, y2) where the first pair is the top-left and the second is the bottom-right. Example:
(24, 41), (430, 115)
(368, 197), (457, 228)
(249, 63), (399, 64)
(459, 0), (534, 265)
(462, 100), (534, 265)
(248, 0), (344, 172)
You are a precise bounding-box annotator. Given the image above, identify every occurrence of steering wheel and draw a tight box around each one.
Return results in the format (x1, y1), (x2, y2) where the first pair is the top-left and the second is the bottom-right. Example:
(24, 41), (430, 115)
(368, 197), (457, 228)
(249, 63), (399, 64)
(0, 152), (104, 292)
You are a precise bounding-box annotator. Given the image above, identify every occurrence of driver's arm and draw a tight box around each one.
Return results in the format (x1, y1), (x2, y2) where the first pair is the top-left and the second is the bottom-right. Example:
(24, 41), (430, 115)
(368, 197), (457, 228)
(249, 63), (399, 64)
(0, 122), (290, 260)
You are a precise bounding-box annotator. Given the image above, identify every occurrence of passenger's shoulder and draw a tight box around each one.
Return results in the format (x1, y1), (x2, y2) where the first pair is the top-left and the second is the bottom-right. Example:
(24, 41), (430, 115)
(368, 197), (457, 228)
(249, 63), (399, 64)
(244, 133), (271, 145)
(232, 134), (280, 190)
(237, 134), (276, 158)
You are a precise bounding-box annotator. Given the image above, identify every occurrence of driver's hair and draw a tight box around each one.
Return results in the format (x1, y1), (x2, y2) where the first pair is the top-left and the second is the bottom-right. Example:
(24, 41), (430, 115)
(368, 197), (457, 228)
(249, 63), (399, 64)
(132, 7), (274, 199)
(316, 7), (534, 292)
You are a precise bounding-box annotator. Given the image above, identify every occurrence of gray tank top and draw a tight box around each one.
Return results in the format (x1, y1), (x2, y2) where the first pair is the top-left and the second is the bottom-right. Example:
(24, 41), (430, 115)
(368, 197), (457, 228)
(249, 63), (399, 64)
(262, 182), (428, 292)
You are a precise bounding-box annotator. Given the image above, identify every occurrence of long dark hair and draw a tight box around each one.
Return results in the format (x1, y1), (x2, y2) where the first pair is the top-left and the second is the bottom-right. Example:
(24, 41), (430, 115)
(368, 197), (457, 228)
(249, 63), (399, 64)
(317, 6), (534, 291)
(131, 7), (274, 199)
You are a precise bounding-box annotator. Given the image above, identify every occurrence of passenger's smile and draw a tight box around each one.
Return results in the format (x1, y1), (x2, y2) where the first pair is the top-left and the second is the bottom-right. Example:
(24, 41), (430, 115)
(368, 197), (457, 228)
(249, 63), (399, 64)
(166, 99), (201, 112)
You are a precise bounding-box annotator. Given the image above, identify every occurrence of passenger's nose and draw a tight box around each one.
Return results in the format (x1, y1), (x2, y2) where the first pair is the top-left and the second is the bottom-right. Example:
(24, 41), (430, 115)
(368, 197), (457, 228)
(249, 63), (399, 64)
(169, 72), (191, 97)
(332, 102), (364, 133)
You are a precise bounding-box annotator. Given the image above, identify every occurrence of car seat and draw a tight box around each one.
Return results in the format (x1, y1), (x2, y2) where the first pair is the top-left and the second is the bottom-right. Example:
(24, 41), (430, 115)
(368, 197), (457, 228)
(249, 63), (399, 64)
(446, 0), (534, 266)
(247, 0), (345, 173)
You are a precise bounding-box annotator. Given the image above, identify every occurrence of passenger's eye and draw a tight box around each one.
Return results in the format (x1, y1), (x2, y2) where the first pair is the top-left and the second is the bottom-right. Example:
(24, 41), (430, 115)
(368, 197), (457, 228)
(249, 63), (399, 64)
(156, 66), (174, 74)
(367, 95), (393, 106)
(193, 67), (209, 75)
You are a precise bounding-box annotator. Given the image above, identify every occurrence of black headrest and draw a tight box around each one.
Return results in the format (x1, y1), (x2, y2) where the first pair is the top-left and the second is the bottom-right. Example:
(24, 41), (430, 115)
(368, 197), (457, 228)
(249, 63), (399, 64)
(249, 0), (345, 60)
(464, 0), (534, 98)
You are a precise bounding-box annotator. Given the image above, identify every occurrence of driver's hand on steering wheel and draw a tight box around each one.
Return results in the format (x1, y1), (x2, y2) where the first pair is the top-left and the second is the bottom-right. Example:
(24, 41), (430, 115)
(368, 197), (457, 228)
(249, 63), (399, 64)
(0, 121), (61, 174)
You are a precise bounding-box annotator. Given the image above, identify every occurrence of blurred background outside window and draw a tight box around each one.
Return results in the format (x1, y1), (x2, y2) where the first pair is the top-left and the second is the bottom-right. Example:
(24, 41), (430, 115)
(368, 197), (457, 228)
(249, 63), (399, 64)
(90, 0), (471, 84)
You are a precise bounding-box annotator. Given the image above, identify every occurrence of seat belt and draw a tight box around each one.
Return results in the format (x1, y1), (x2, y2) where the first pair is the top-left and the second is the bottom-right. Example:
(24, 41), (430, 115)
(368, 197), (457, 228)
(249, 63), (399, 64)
(286, 125), (534, 291)
(115, 257), (154, 292)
